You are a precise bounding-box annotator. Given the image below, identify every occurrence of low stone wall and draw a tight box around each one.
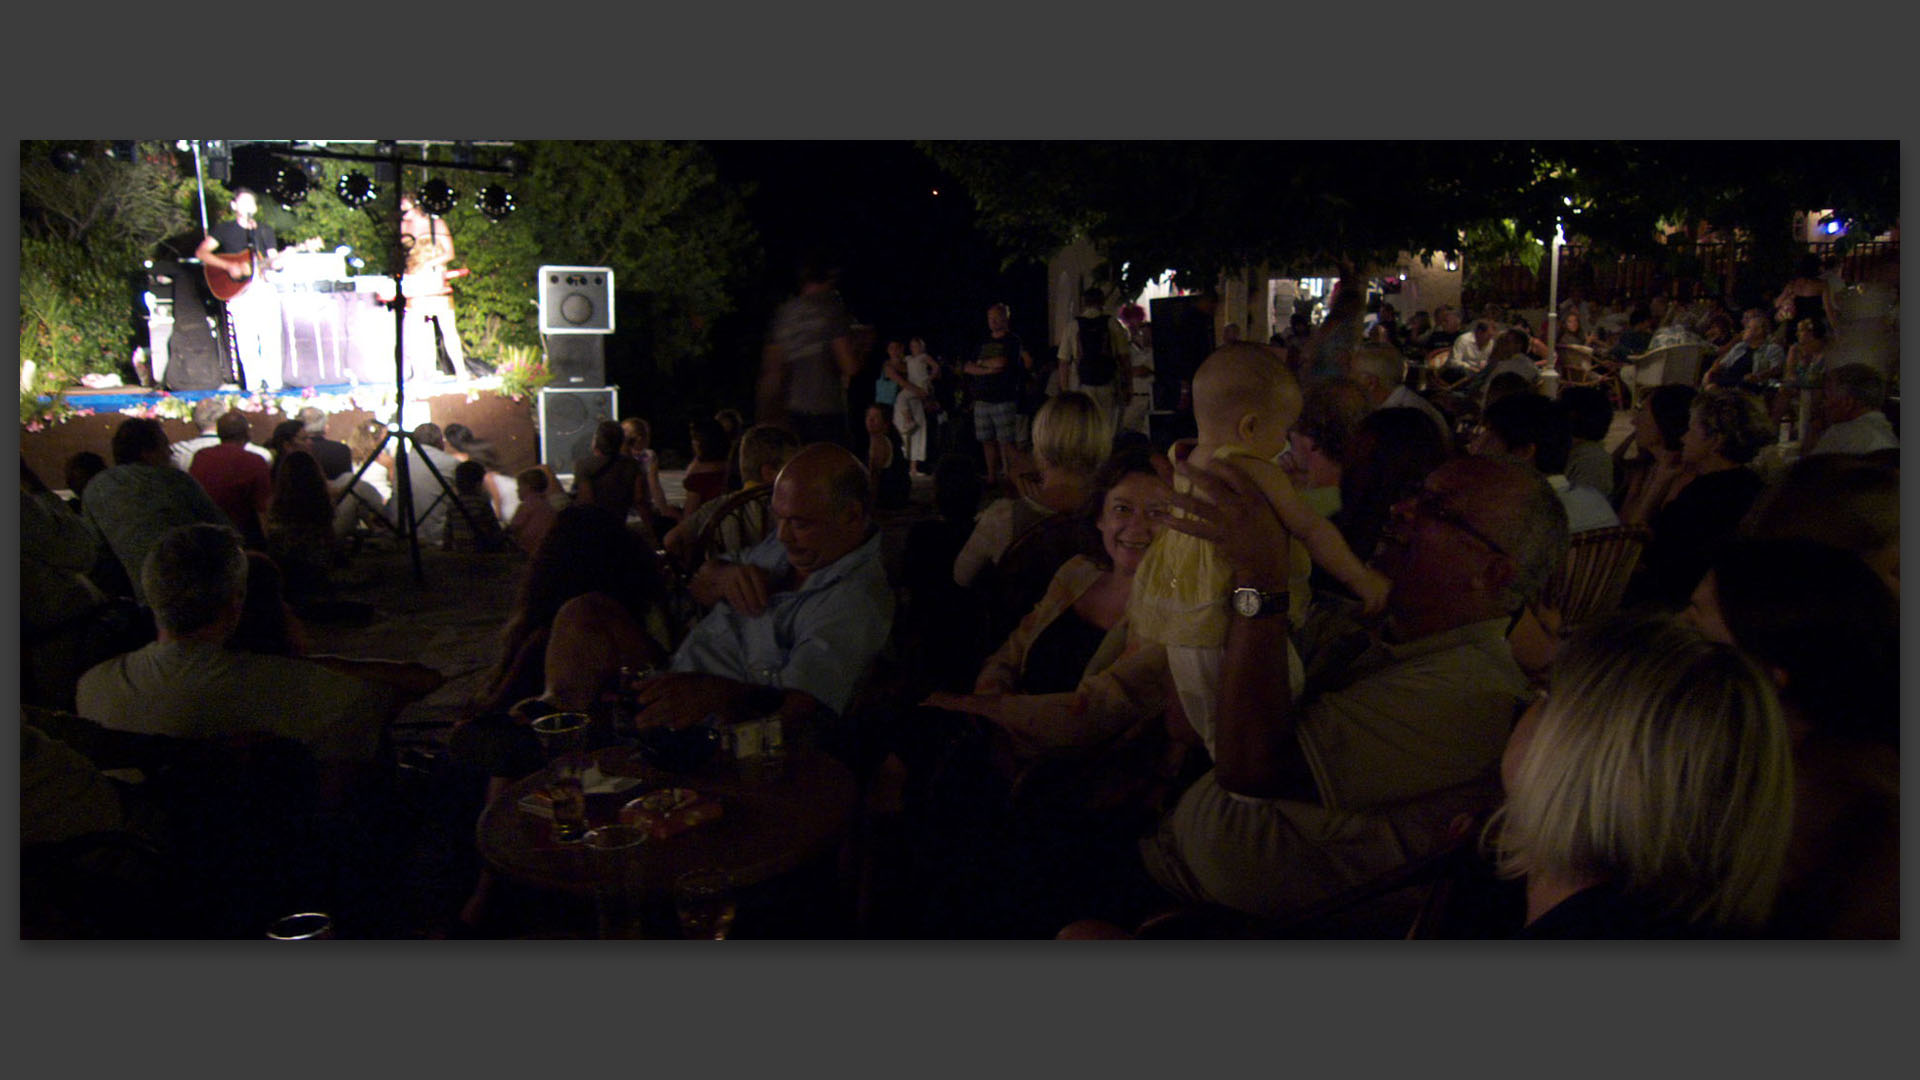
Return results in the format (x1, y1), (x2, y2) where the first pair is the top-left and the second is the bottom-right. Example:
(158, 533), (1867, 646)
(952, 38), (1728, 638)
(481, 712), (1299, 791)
(21, 387), (541, 489)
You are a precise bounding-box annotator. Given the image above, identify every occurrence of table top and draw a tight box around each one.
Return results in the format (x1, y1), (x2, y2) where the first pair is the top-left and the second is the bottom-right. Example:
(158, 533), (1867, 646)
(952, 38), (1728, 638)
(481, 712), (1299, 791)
(475, 743), (858, 898)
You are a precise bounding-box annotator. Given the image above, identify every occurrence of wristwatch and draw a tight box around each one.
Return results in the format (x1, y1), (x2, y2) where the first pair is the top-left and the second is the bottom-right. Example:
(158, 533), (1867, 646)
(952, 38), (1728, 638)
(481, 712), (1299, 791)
(1231, 586), (1289, 618)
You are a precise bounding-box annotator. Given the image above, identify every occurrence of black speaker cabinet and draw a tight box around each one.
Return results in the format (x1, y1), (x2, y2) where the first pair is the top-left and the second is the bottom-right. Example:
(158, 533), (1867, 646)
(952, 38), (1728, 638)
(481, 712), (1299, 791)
(545, 334), (606, 387)
(538, 265), (615, 334)
(538, 387), (619, 477)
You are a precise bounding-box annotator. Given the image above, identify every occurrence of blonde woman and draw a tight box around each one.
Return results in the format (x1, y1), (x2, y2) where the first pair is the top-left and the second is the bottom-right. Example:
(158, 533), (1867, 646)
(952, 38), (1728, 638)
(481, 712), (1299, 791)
(953, 390), (1114, 587)
(1491, 611), (1794, 937)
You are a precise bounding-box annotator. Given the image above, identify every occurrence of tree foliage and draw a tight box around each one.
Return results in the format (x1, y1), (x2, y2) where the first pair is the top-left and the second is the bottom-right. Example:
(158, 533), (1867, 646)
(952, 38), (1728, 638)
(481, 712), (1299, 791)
(920, 141), (1900, 293)
(519, 141), (760, 372)
(19, 140), (764, 415)
(19, 140), (199, 399)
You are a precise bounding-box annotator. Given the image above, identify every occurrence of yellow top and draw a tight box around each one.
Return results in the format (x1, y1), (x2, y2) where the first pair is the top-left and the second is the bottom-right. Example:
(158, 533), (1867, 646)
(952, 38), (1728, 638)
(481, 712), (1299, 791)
(1128, 444), (1311, 648)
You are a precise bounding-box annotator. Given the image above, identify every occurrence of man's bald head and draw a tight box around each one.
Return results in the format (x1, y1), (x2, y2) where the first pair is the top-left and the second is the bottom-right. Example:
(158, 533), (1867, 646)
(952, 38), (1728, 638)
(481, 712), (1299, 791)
(771, 443), (873, 579)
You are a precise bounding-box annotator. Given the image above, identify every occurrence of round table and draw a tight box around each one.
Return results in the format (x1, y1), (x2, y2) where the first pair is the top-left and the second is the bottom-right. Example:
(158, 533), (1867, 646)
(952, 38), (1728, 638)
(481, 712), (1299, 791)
(476, 743), (858, 900)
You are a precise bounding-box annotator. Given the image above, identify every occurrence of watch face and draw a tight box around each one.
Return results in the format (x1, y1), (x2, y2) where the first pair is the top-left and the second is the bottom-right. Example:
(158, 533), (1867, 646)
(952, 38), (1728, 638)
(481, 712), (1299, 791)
(1233, 588), (1259, 617)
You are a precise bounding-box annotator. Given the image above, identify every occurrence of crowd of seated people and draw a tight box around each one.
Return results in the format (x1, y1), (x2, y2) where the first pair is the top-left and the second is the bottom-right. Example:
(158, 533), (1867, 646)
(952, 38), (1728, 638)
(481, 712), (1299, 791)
(23, 255), (1897, 939)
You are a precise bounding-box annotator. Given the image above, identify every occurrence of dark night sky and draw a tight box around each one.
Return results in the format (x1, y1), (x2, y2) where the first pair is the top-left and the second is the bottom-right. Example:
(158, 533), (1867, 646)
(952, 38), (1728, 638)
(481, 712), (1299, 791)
(705, 140), (1050, 364)
(610, 140), (1052, 448)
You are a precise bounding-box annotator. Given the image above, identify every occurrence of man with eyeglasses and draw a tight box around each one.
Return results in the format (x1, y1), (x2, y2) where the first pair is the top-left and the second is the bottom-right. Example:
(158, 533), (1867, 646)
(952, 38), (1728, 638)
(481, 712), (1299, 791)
(1115, 454), (1569, 926)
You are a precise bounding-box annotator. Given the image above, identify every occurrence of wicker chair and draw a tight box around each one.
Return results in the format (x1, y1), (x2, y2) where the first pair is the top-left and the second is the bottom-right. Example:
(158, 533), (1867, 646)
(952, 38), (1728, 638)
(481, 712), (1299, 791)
(1533, 524), (1650, 632)
(684, 484), (773, 570)
(1624, 344), (1710, 409)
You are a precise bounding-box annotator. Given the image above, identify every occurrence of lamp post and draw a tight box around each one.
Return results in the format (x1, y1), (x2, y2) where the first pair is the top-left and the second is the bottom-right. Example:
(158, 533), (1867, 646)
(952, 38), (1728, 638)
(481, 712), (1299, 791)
(1541, 217), (1566, 398)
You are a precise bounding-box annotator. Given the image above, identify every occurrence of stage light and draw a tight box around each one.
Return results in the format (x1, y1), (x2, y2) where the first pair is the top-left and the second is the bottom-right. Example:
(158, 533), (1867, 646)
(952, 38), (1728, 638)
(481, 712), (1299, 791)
(50, 145), (84, 173)
(270, 162), (310, 208)
(108, 141), (138, 162)
(498, 150), (527, 176)
(420, 178), (457, 216)
(476, 184), (516, 222)
(336, 170), (378, 208)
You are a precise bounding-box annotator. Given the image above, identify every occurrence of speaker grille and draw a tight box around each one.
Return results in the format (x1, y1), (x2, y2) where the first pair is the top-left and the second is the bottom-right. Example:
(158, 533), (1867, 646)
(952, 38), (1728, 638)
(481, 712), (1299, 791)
(538, 265), (615, 334)
(538, 387), (619, 475)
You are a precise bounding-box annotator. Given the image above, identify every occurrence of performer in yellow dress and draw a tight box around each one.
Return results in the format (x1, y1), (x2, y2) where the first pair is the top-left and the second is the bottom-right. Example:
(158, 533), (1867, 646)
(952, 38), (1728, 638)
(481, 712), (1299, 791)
(1129, 344), (1390, 757)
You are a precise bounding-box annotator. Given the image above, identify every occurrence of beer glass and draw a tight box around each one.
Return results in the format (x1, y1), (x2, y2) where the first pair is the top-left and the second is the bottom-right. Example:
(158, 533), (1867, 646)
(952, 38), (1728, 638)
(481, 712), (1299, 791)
(531, 712), (592, 843)
(674, 869), (738, 940)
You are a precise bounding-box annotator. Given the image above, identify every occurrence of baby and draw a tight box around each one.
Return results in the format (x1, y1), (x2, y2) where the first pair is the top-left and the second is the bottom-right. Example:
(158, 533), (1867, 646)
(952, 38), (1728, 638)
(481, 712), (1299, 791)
(1129, 344), (1390, 754)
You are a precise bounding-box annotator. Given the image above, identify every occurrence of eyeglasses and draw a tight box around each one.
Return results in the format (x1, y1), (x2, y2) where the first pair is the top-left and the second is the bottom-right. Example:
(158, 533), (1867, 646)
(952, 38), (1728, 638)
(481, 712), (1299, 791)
(1405, 488), (1509, 557)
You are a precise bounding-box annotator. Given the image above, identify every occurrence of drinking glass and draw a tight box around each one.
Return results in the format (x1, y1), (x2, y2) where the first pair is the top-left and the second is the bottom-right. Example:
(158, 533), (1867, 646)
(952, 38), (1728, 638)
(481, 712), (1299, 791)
(266, 912), (335, 940)
(674, 869), (738, 940)
(531, 712), (592, 843)
(584, 824), (649, 939)
(612, 665), (658, 742)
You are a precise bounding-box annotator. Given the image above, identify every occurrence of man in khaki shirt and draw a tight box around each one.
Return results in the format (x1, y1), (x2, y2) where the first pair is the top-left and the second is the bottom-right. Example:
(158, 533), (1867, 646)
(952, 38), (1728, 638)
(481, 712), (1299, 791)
(1138, 456), (1569, 921)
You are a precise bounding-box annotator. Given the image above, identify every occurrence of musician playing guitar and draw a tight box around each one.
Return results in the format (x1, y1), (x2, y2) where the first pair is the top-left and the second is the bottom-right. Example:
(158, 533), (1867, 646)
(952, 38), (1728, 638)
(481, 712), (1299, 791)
(399, 192), (471, 386)
(195, 187), (321, 390)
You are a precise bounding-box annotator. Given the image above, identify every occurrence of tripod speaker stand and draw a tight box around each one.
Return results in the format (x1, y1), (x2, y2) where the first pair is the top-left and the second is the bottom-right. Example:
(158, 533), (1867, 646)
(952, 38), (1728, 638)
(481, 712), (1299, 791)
(330, 160), (488, 584)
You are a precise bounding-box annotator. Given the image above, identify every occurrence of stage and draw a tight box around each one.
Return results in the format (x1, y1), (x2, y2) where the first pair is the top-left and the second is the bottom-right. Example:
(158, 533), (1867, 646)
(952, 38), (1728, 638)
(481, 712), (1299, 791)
(19, 377), (543, 491)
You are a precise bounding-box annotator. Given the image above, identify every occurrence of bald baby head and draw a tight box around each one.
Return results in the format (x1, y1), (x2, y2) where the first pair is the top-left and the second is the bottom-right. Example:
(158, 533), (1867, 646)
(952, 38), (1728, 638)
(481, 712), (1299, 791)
(1192, 343), (1302, 459)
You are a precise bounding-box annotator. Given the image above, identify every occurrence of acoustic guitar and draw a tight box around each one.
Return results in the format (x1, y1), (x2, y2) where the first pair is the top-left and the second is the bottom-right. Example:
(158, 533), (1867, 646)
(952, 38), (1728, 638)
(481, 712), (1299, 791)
(203, 236), (324, 301)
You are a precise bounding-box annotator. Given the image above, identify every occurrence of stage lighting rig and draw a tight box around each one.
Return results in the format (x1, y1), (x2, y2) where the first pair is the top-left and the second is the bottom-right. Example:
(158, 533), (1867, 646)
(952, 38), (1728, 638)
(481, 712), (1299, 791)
(420, 178), (458, 215)
(336, 170), (379, 208)
(270, 162), (310, 208)
(476, 184), (516, 222)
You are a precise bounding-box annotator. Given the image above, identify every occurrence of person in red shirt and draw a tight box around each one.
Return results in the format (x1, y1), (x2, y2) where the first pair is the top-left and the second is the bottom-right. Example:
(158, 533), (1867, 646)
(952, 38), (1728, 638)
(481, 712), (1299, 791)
(188, 410), (272, 548)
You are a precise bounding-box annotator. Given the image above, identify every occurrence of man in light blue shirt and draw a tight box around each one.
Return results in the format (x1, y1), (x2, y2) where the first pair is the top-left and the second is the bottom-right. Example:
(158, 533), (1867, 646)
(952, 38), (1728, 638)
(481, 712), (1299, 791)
(634, 444), (894, 731)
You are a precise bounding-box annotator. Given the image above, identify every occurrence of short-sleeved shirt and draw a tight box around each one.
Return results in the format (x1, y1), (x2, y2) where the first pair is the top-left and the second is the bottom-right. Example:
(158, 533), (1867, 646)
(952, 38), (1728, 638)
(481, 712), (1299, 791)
(1138, 610), (1526, 919)
(211, 219), (278, 260)
(768, 291), (853, 417)
(172, 434), (272, 472)
(1809, 410), (1898, 457)
(80, 463), (233, 607)
(968, 332), (1025, 404)
(670, 531), (894, 718)
(190, 441), (273, 544)
(77, 641), (399, 762)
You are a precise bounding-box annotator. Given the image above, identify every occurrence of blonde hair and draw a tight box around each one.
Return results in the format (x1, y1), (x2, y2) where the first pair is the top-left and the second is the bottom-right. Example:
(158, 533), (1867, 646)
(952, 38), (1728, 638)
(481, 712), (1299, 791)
(1490, 612), (1793, 932)
(1030, 390), (1113, 477)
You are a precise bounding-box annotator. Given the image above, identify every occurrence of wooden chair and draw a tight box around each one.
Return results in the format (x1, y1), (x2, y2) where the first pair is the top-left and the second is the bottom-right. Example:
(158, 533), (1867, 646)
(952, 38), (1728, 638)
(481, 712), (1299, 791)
(1624, 344), (1710, 409)
(1425, 347), (1466, 390)
(1532, 524), (1650, 632)
(683, 484), (773, 571)
(976, 511), (1099, 649)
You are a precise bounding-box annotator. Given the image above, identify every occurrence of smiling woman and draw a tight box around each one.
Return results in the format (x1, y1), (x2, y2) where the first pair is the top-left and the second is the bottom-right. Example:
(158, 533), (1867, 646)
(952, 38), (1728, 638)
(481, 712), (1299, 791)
(922, 444), (1174, 756)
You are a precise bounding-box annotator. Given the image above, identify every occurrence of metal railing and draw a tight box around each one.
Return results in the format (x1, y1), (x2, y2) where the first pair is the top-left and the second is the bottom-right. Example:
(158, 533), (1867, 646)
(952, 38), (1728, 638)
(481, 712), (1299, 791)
(1464, 240), (1899, 310)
